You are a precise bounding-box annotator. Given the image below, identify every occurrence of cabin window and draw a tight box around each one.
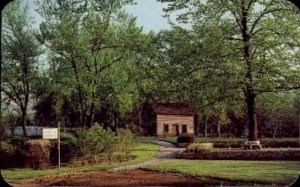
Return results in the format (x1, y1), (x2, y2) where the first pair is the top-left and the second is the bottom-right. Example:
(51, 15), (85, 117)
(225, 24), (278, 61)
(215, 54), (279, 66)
(182, 125), (187, 133)
(164, 124), (169, 133)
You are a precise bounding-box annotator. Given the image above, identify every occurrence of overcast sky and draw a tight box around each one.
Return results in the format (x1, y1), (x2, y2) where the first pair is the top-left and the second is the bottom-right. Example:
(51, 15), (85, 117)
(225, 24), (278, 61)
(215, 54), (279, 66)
(126, 0), (171, 32)
(23, 0), (171, 32)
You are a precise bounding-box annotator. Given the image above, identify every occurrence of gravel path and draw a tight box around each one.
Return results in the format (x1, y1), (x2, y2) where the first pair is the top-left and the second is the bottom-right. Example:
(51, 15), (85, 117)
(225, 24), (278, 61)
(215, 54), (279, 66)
(110, 140), (184, 171)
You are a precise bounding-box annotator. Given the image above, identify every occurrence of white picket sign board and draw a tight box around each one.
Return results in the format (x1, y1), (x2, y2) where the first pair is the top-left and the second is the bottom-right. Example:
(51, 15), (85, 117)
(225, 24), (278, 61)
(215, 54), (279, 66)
(43, 128), (58, 139)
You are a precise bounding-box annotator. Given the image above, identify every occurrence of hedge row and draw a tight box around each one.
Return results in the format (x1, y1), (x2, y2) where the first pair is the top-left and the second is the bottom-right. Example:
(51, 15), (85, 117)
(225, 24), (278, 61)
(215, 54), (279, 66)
(179, 148), (300, 160)
(195, 140), (299, 148)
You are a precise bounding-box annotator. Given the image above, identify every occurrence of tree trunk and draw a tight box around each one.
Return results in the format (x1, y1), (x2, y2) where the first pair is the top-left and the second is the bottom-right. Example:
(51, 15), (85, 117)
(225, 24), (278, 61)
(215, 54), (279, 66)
(21, 108), (28, 136)
(138, 107), (143, 135)
(273, 118), (277, 139)
(240, 3), (258, 141)
(87, 101), (95, 128)
(114, 111), (118, 136)
(246, 91), (258, 141)
(204, 116), (208, 138)
(217, 120), (221, 138)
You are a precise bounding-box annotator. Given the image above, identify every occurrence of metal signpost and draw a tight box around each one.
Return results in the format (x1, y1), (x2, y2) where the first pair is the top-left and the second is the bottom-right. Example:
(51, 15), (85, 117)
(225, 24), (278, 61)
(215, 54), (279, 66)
(42, 128), (58, 139)
(43, 125), (60, 171)
(58, 122), (61, 171)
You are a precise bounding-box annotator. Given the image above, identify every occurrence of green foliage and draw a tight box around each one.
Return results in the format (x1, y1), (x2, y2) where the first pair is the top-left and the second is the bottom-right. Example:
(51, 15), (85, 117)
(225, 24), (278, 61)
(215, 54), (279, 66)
(80, 124), (107, 162)
(0, 141), (16, 156)
(177, 134), (195, 144)
(50, 132), (79, 164)
(61, 132), (78, 145)
(157, 0), (300, 140)
(116, 129), (134, 161)
(102, 128), (117, 164)
(2, 0), (42, 136)
(78, 125), (135, 163)
(257, 93), (299, 137)
(36, 0), (148, 128)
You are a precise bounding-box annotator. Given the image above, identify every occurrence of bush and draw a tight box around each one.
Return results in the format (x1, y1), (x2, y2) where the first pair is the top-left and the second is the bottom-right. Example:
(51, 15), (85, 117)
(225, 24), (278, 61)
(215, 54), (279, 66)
(23, 139), (51, 169)
(0, 140), (17, 168)
(0, 136), (31, 168)
(102, 129), (116, 164)
(177, 134), (195, 144)
(261, 140), (299, 148)
(179, 148), (300, 160)
(186, 143), (214, 155)
(116, 129), (134, 162)
(78, 125), (135, 164)
(50, 132), (79, 164)
(0, 140), (16, 156)
(79, 123), (116, 163)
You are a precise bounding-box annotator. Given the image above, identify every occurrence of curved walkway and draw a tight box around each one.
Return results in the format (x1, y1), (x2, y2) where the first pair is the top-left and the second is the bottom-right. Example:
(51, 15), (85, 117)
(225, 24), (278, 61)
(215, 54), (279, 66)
(110, 140), (184, 171)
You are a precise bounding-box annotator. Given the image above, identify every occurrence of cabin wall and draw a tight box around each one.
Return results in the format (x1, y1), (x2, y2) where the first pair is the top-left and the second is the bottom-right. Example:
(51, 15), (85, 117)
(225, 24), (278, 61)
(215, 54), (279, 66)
(156, 114), (194, 136)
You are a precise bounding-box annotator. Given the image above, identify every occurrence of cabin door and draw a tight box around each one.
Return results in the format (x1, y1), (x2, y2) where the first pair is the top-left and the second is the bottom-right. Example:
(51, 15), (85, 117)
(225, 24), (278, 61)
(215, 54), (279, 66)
(172, 124), (179, 136)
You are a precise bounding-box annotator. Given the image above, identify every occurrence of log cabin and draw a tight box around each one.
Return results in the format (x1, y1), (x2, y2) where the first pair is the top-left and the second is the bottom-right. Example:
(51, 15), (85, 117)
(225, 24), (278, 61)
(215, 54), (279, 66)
(141, 102), (196, 136)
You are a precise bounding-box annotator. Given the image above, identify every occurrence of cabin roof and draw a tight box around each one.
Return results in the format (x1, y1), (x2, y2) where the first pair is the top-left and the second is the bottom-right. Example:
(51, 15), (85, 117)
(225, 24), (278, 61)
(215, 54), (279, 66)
(150, 102), (196, 116)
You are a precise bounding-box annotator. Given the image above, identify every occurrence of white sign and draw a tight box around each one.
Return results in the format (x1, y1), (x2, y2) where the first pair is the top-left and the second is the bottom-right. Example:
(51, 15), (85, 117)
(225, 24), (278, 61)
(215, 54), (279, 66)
(43, 128), (58, 139)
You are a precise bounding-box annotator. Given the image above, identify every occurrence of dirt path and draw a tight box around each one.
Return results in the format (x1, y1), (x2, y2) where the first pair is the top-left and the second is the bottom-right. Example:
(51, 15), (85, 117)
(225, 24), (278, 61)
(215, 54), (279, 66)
(7, 169), (205, 187)
(110, 140), (184, 171)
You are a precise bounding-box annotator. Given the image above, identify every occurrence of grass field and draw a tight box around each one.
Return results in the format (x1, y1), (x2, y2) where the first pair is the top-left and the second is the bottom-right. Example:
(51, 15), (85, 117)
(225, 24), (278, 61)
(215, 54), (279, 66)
(1, 137), (160, 180)
(146, 160), (300, 185)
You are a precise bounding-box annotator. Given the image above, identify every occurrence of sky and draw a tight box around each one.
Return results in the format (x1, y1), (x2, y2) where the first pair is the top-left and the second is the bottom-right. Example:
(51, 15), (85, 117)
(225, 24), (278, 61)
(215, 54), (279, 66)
(24, 0), (171, 32)
(125, 0), (171, 32)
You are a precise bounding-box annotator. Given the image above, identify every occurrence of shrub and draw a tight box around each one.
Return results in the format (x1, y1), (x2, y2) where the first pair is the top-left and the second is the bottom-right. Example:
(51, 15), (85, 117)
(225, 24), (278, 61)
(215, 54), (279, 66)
(23, 139), (51, 169)
(179, 148), (300, 160)
(0, 140), (16, 156)
(1, 136), (31, 168)
(79, 123), (116, 163)
(0, 140), (17, 168)
(102, 129), (116, 164)
(9, 136), (30, 147)
(177, 134), (195, 144)
(186, 143), (214, 154)
(50, 132), (79, 164)
(116, 129), (134, 162)
(78, 125), (135, 164)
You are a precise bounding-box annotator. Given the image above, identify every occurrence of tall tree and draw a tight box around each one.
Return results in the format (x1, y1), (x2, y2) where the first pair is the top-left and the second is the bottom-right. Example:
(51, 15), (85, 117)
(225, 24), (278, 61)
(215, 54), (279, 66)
(160, 0), (300, 141)
(37, 0), (145, 128)
(2, 0), (41, 136)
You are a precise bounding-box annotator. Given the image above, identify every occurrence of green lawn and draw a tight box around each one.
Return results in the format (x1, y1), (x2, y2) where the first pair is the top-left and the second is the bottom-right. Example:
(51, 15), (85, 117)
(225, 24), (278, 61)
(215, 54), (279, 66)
(1, 137), (160, 180)
(146, 160), (300, 185)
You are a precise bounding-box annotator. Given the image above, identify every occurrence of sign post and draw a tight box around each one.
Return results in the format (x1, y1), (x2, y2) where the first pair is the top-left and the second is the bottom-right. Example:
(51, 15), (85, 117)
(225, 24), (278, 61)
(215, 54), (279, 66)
(58, 122), (61, 171)
(42, 127), (60, 171)
(42, 128), (58, 139)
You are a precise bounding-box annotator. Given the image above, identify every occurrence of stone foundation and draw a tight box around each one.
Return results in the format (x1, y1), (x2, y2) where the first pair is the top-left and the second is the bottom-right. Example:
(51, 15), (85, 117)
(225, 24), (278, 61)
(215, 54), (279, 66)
(242, 140), (262, 150)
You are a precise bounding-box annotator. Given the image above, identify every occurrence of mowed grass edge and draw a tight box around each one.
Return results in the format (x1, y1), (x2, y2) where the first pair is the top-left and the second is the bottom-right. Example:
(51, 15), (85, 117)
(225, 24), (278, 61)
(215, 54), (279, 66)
(1, 137), (159, 180)
(145, 160), (300, 185)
